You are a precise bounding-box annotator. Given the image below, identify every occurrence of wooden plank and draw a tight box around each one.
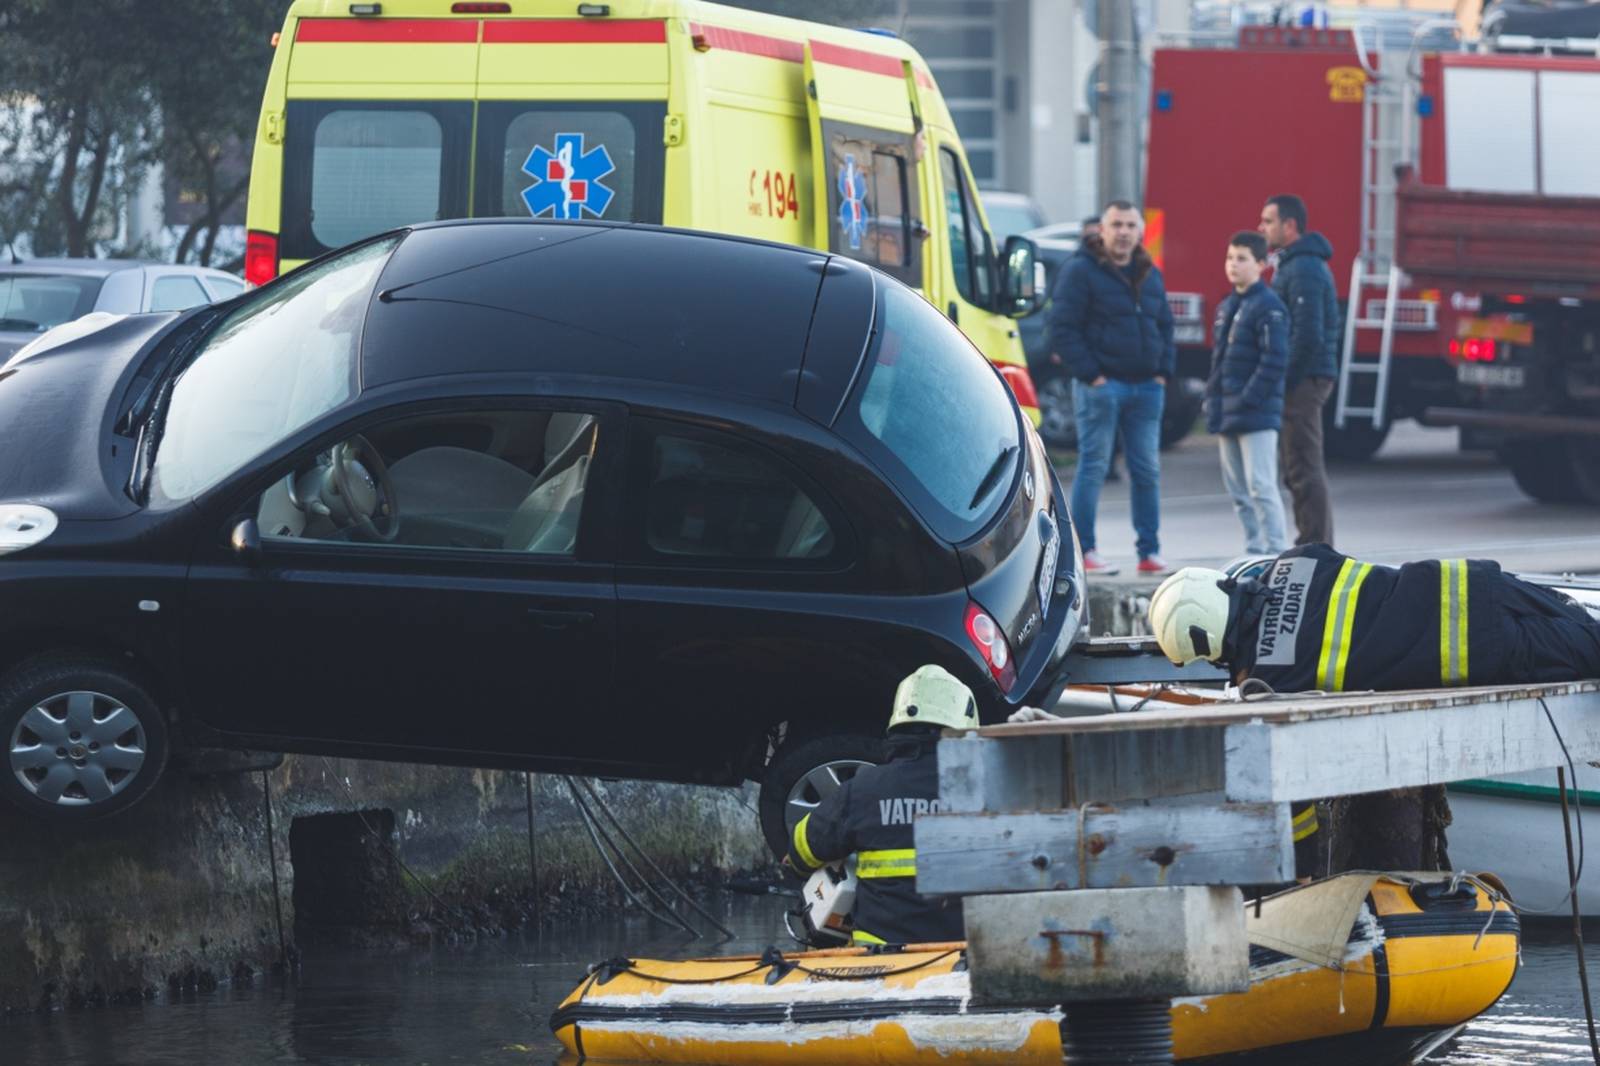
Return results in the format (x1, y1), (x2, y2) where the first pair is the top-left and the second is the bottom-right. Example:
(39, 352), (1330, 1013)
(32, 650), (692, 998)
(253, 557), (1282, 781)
(985, 680), (1600, 737)
(937, 732), (1064, 813)
(964, 887), (1250, 1005)
(1063, 725), (1226, 804)
(1225, 684), (1600, 802)
(915, 803), (1292, 895)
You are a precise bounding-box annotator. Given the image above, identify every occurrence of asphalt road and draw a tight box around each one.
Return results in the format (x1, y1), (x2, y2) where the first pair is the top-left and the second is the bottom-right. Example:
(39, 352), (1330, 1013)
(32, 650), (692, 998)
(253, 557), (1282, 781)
(1061, 421), (1600, 577)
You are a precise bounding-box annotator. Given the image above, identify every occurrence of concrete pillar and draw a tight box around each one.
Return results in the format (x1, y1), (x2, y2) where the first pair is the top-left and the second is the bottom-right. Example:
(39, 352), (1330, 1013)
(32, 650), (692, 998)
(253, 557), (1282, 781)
(1026, 0), (1080, 224)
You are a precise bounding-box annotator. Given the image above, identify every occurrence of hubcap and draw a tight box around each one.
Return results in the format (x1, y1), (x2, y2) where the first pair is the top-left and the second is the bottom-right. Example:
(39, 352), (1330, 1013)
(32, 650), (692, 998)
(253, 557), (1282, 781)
(9, 690), (146, 806)
(784, 758), (874, 840)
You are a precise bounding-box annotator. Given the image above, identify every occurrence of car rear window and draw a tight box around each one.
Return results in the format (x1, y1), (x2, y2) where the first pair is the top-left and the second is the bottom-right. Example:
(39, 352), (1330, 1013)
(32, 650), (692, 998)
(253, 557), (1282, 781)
(838, 280), (1021, 543)
(0, 274), (103, 333)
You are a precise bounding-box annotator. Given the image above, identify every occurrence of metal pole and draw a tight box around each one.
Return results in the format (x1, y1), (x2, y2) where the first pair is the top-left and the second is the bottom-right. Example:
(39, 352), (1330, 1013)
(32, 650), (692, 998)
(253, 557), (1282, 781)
(1096, 0), (1141, 206)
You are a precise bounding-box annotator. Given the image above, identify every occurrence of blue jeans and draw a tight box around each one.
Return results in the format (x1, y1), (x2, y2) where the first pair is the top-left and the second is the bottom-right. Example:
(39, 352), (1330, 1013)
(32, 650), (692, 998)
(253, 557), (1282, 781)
(1070, 378), (1164, 557)
(1218, 429), (1290, 554)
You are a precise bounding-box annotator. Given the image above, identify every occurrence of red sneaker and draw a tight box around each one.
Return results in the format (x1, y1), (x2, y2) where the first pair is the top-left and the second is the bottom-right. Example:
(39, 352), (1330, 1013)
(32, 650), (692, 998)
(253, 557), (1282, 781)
(1081, 550), (1121, 576)
(1137, 555), (1172, 577)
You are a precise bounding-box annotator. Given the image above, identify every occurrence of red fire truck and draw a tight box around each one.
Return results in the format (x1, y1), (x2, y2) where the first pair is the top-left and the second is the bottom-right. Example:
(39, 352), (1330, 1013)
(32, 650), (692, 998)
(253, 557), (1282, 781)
(1395, 44), (1600, 503)
(1145, 25), (1460, 462)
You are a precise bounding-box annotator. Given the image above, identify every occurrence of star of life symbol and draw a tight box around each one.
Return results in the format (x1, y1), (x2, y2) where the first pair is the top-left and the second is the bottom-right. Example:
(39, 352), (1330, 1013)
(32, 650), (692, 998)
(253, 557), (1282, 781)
(837, 153), (869, 251)
(521, 132), (616, 220)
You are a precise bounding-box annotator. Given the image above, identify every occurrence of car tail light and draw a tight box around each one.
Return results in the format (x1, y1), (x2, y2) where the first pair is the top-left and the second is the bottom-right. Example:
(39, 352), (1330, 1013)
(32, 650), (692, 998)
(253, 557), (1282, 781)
(245, 230), (279, 287)
(965, 602), (1017, 692)
(997, 363), (1040, 410)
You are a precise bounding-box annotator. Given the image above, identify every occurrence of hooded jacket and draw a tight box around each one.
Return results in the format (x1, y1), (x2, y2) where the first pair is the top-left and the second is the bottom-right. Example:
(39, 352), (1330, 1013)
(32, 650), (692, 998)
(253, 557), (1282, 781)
(1047, 235), (1177, 384)
(1270, 232), (1340, 386)
(1206, 280), (1289, 435)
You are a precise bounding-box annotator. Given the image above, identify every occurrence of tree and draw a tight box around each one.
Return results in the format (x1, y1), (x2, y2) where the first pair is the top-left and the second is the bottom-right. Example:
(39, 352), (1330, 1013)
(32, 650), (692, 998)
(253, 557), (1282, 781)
(141, 1), (284, 267)
(0, 0), (154, 257)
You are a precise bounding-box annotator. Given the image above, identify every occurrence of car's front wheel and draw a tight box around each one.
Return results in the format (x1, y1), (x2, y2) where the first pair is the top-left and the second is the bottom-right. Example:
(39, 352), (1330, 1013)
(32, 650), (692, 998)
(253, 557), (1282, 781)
(757, 732), (886, 859)
(0, 655), (169, 821)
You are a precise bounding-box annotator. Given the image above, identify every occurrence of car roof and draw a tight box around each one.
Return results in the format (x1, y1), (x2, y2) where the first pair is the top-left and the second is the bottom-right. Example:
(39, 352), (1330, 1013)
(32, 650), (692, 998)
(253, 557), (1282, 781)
(361, 219), (844, 405)
(0, 258), (237, 280)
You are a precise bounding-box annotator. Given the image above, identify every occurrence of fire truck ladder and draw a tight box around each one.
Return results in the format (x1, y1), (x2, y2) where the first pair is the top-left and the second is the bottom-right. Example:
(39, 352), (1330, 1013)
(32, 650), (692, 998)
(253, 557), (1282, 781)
(1334, 41), (1406, 434)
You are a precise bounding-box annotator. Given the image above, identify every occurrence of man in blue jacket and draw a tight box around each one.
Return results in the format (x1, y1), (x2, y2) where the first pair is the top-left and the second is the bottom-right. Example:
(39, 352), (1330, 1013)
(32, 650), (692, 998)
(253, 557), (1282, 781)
(1048, 201), (1176, 576)
(1208, 232), (1290, 554)
(1260, 194), (1339, 546)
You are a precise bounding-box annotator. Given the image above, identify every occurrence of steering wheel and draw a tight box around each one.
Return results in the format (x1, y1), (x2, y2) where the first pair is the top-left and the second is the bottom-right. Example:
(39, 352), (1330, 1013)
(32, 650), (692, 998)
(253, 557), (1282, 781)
(329, 435), (398, 542)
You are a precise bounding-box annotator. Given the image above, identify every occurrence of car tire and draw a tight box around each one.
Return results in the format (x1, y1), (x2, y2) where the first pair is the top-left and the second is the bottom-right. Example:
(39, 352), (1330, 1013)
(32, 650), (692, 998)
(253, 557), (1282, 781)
(0, 655), (169, 821)
(757, 732), (887, 859)
(1036, 375), (1077, 450)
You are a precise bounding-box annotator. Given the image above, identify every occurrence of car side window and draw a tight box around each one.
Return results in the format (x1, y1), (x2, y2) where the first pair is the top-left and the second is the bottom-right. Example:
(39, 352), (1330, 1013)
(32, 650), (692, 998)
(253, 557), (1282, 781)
(645, 433), (835, 561)
(149, 275), (211, 313)
(257, 408), (597, 556)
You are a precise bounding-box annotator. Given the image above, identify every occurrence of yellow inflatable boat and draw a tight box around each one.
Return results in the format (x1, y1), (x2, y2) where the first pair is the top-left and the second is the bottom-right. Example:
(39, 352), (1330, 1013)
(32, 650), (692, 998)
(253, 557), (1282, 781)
(551, 874), (1518, 1065)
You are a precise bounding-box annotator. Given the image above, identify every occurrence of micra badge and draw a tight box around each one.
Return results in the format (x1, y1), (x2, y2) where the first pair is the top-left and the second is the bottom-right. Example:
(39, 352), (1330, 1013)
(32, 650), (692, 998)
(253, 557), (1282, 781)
(1024, 470), (1036, 502)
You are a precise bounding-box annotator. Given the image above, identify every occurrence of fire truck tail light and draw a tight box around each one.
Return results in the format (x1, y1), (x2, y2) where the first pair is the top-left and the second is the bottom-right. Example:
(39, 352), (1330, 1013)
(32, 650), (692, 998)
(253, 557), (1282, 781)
(1449, 337), (1498, 362)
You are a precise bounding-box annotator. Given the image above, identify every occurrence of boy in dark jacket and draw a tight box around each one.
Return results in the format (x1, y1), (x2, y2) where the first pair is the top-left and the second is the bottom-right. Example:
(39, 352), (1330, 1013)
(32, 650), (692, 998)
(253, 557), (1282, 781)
(1208, 232), (1290, 554)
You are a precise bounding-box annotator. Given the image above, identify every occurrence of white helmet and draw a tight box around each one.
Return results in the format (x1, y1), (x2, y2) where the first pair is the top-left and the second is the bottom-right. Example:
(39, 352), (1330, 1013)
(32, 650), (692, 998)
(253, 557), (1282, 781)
(1148, 568), (1232, 665)
(887, 664), (979, 734)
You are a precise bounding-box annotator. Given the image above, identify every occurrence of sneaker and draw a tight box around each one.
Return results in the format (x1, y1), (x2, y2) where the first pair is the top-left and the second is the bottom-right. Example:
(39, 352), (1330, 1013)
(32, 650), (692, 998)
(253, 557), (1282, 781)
(1082, 550), (1121, 576)
(1137, 555), (1173, 577)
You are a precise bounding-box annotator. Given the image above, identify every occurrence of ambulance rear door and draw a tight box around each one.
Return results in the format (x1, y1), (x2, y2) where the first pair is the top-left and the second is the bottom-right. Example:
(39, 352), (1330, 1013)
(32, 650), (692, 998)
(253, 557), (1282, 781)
(801, 39), (923, 291)
(473, 18), (669, 226)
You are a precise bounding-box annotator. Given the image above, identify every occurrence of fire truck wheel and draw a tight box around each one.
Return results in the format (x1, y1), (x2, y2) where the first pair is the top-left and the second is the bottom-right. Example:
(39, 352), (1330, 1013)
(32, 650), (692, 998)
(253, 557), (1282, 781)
(1503, 438), (1600, 505)
(1323, 419), (1391, 462)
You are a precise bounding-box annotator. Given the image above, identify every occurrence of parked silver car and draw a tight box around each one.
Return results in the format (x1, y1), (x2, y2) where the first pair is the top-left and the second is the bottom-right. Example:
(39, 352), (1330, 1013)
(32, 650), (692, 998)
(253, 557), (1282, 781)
(0, 259), (245, 361)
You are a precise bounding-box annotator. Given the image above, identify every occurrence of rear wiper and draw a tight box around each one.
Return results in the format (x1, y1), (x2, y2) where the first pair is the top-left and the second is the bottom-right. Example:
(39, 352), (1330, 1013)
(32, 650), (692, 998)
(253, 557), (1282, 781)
(968, 444), (1019, 510)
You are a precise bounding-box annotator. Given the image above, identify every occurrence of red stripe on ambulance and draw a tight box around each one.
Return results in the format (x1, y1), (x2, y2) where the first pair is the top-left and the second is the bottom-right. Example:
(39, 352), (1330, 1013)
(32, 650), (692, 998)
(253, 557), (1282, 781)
(295, 19), (478, 43)
(483, 20), (667, 44)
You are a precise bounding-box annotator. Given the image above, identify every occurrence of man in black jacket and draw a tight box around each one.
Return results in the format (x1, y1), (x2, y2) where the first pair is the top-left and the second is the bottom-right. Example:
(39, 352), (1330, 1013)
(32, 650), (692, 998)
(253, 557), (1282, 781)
(1260, 194), (1339, 547)
(1048, 201), (1177, 577)
(1149, 553), (1600, 872)
(785, 664), (975, 946)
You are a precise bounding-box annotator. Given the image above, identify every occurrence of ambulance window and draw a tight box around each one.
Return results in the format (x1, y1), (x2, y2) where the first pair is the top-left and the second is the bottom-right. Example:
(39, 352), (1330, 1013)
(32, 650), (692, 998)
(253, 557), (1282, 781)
(474, 102), (666, 225)
(310, 111), (444, 249)
(940, 147), (995, 309)
(824, 125), (919, 286)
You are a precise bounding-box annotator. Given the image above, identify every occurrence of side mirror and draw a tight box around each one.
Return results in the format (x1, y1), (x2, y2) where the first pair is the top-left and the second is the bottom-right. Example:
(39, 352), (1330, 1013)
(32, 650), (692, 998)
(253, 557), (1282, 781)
(1000, 235), (1044, 319)
(230, 517), (261, 563)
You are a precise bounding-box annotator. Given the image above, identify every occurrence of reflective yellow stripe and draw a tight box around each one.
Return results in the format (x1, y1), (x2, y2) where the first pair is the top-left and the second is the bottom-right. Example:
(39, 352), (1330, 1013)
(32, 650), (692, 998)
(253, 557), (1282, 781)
(1292, 805), (1317, 826)
(1317, 560), (1373, 691)
(1316, 560), (1356, 690)
(1292, 804), (1320, 841)
(857, 848), (917, 879)
(852, 929), (887, 945)
(1439, 559), (1470, 686)
(792, 814), (822, 870)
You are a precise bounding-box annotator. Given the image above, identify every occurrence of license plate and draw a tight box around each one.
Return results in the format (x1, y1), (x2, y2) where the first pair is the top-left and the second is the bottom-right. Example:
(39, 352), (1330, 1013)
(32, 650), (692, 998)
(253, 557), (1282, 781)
(1037, 517), (1060, 619)
(1173, 323), (1205, 345)
(1457, 363), (1526, 389)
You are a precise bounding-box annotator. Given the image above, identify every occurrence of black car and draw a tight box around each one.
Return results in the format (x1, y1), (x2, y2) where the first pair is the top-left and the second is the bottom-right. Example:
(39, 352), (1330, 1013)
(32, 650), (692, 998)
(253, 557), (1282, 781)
(0, 220), (1084, 852)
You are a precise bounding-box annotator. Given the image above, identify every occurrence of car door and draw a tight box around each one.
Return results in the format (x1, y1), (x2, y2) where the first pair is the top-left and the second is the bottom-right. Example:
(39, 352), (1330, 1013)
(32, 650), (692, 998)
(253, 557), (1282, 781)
(610, 416), (863, 777)
(182, 400), (621, 769)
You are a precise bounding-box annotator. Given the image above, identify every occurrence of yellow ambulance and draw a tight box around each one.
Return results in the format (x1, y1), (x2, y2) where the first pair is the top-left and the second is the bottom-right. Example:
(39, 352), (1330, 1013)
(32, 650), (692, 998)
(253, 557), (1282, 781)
(245, 0), (1042, 421)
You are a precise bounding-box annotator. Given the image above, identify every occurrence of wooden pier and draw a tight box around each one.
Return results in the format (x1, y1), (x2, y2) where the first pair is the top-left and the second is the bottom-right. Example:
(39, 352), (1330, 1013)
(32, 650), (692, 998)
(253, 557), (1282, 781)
(917, 644), (1600, 1064)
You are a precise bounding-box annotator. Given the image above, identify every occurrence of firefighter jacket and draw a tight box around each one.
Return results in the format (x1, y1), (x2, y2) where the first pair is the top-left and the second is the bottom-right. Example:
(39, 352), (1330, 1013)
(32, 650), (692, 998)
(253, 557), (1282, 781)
(1224, 544), (1507, 693)
(786, 733), (963, 947)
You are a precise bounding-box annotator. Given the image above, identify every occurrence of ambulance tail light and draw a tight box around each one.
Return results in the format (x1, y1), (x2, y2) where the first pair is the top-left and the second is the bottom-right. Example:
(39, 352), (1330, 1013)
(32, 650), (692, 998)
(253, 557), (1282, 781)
(453, 2), (512, 11)
(997, 363), (1039, 411)
(965, 602), (1017, 693)
(245, 231), (279, 288)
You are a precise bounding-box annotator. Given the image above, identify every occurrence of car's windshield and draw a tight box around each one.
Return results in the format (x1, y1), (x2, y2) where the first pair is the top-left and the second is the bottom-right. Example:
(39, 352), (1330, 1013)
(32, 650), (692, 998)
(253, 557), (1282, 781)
(982, 201), (1044, 241)
(148, 236), (400, 503)
(840, 280), (1021, 543)
(0, 273), (103, 333)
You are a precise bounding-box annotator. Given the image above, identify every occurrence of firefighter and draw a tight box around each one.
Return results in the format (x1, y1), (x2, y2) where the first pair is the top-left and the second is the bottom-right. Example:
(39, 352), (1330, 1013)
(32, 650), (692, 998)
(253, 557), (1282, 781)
(784, 664), (975, 947)
(1149, 544), (1600, 873)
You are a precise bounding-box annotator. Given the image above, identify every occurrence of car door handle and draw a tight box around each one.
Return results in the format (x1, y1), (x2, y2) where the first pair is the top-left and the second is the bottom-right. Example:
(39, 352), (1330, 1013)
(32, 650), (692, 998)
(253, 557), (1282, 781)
(526, 607), (595, 629)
